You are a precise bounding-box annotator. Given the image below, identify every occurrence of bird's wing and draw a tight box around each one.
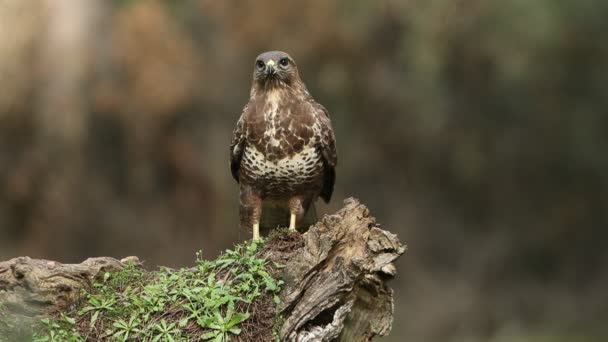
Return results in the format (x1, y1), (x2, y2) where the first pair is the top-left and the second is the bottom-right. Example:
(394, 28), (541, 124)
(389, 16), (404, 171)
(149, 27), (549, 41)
(313, 102), (337, 203)
(229, 107), (247, 183)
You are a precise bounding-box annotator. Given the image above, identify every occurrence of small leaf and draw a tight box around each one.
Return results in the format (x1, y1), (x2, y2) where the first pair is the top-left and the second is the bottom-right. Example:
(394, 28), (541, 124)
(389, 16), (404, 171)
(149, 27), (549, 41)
(201, 331), (218, 340)
(90, 310), (100, 327)
(112, 320), (125, 329)
(226, 312), (249, 329)
(179, 317), (189, 327)
(63, 315), (76, 325)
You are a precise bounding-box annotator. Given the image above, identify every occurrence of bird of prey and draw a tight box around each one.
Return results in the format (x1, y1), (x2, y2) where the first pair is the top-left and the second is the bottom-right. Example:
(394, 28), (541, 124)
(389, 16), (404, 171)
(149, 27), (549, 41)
(230, 51), (337, 240)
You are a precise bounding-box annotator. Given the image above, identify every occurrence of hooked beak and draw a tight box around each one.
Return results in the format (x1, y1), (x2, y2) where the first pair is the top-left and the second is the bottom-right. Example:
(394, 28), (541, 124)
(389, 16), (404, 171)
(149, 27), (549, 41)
(265, 60), (276, 76)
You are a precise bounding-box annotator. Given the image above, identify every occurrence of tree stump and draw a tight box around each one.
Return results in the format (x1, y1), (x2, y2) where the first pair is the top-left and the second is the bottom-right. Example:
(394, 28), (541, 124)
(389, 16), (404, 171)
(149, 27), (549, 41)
(0, 198), (405, 341)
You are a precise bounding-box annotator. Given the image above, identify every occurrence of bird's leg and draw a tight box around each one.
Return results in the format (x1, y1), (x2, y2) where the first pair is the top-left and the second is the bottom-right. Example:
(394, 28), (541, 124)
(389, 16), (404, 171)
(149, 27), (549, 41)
(239, 185), (263, 241)
(288, 197), (305, 232)
(251, 204), (262, 240)
(253, 222), (260, 240)
(289, 213), (296, 231)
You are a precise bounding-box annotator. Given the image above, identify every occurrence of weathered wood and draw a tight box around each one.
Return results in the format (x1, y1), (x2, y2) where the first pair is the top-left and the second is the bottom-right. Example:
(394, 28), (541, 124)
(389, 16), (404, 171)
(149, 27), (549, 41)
(271, 198), (405, 341)
(0, 198), (405, 341)
(0, 256), (139, 316)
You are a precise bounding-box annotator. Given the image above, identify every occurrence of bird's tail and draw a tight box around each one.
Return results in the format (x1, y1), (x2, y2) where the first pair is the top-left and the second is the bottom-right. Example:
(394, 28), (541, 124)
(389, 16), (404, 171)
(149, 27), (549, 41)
(259, 202), (318, 235)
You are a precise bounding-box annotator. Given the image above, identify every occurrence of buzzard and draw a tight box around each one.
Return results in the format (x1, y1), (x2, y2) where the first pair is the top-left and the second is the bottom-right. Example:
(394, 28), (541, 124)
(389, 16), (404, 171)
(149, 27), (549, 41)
(230, 51), (337, 240)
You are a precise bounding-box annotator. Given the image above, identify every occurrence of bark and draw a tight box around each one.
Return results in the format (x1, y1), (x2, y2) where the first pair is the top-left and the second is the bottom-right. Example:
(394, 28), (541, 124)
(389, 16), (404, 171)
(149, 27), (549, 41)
(0, 256), (138, 316)
(0, 198), (405, 341)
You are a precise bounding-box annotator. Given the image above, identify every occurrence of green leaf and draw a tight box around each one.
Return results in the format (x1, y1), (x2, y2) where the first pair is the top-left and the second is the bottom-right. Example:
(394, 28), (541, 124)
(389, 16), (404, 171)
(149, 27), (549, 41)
(201, 331), (218, 340)
(90, 310), (100, 328)
(88, 296), (101, 306)
(178, 317), (189, 327)
(226, 312), (249, 329)
(63, 315), (76, 325)
(113, 320), (126, 329)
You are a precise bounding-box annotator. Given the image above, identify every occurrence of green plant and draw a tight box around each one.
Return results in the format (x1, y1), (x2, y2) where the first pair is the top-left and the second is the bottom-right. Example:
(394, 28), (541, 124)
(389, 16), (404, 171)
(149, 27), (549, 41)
(31, 238), (284, 341)
(149, 319), (180, 341)
(200, 302), (249, 342)
(79, 294), (116, 327)
(33, 317), (83, 342)
(112, 314), (141, 341)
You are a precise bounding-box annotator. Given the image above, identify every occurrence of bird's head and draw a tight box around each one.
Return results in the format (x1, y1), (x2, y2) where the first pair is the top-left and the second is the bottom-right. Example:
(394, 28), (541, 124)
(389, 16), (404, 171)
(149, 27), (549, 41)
(253, 51), (300, 87)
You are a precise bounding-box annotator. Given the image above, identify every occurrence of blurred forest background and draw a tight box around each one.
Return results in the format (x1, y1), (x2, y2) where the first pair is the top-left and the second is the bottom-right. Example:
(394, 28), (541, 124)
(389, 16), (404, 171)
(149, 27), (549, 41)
(1, 0), (607, 341)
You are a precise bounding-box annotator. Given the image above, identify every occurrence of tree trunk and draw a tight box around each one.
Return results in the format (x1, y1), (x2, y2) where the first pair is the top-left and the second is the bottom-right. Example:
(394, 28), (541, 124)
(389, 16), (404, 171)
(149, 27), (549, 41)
(0, 198), (406, 341)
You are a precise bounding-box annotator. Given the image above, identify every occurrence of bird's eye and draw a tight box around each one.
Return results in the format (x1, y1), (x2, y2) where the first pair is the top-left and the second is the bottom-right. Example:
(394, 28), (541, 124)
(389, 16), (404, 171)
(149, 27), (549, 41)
(279, 58), (289, 67)
(256, 60), (265, 69)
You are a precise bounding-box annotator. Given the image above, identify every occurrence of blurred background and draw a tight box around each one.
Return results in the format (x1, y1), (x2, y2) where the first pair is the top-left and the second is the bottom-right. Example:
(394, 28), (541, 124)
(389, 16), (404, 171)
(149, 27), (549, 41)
(1, 0), (607, 341)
